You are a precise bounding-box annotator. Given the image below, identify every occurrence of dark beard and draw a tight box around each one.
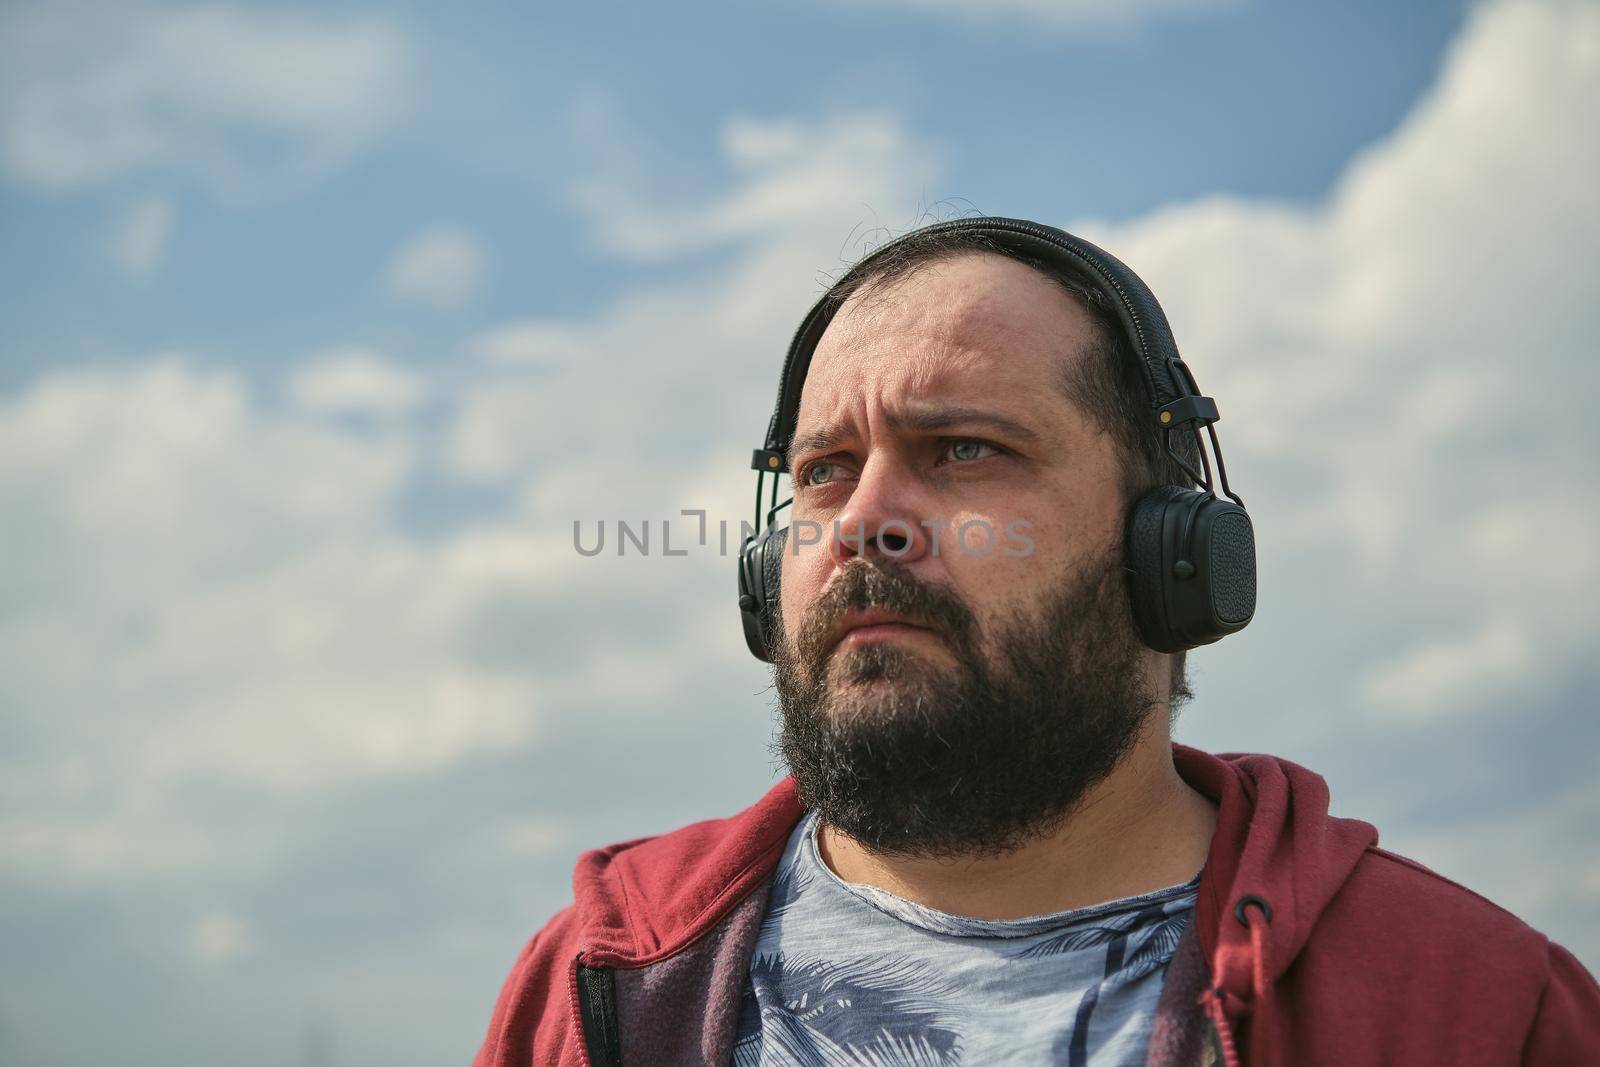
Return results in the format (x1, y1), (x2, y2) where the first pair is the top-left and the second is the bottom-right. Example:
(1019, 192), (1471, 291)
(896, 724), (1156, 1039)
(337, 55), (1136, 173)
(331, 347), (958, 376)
(771, 545), (1156, 860)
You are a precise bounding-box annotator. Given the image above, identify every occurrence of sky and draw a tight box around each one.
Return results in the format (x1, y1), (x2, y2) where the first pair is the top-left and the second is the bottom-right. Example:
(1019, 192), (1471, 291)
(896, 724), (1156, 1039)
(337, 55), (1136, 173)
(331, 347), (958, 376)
(1, 0), (1597, 1063)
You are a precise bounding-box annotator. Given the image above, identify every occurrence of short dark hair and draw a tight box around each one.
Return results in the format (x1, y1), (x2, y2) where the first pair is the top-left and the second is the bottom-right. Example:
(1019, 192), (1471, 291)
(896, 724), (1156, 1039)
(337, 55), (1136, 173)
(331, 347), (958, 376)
(819, 227), (1196, 711)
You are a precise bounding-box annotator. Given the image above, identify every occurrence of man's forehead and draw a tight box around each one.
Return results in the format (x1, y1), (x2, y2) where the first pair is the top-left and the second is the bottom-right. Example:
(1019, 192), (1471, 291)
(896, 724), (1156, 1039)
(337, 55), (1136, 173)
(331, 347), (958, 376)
(816, 253), (1082, 360)
(793, 253), (1093, 435)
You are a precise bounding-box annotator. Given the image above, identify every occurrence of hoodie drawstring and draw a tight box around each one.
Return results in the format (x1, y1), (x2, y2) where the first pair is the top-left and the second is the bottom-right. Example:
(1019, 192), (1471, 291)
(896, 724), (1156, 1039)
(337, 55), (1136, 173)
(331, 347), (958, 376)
(1200, 895), (1274, 1067)
(1243, 896), (1274, 1064)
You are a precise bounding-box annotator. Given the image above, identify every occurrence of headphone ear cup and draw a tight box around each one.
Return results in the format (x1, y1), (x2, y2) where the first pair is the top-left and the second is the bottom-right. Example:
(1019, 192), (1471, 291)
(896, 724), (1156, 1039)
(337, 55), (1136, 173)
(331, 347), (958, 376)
(1125, 486), (1257, 653)
(1200, 502), (1256, 639)
(736, 524), (790, 663)
(1126, 486), (1184, 652)
(736, 535), (767, 662)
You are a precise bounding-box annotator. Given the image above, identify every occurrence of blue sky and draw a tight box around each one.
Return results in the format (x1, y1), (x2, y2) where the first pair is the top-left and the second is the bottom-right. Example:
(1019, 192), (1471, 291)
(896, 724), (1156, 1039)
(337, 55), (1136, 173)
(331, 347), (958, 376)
(2, 1), (1597, 1064)
(0, 0), (1463, 386)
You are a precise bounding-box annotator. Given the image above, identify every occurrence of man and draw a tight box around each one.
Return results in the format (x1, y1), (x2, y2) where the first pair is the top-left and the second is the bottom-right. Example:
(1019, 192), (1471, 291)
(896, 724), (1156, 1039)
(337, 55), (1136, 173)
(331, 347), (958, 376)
(473, 218), (1599, 1066)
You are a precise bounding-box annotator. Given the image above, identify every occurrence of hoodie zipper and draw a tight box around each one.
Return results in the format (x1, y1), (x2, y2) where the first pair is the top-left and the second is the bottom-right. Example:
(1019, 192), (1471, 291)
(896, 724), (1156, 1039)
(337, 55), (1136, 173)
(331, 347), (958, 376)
(1202, 1015), (1233, 1067)
(575, 961), (622, 1067)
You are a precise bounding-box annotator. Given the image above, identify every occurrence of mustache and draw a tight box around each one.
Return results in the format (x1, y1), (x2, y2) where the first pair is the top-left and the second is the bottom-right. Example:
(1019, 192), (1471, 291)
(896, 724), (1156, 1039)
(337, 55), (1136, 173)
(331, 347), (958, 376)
(795, 558), (979, 667)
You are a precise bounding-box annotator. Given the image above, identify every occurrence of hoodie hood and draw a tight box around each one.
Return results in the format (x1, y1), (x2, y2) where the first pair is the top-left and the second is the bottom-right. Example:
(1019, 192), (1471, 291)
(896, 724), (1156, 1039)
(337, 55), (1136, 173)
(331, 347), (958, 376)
(1175, 744), (1379, 1066)
(1178, 745), (1377, 978)
(570, 778), (806, 968)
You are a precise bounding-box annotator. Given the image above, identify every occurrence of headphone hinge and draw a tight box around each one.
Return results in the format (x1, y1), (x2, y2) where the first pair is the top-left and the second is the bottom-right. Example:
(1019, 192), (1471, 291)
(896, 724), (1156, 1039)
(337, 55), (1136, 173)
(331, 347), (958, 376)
(751, 448), (787, 473)
(1156, 395), (1219, 429)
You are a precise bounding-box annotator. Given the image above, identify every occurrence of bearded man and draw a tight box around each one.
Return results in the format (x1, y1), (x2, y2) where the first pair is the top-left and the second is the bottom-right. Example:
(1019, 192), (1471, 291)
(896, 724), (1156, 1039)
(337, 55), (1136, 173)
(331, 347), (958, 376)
(473, 218), (1599, 1066)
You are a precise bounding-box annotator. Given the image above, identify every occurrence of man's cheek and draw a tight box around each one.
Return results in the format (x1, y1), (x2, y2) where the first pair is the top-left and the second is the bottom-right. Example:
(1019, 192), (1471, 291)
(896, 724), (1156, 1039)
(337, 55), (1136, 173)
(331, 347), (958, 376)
(789, 519), (825, 554)
(780, 543), (822, 636)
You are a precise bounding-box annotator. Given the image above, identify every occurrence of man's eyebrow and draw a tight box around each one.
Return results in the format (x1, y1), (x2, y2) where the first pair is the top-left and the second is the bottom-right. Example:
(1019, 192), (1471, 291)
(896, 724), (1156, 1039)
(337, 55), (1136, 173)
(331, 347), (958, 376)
(786, 406), (1041, 467)
(786, 424), (854, 470)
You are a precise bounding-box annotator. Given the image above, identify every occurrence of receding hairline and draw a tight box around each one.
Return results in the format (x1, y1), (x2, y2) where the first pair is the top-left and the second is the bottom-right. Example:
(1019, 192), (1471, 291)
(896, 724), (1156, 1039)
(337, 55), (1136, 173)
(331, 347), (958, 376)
(813, 249), (1110, 380)
(833, 247), (1101, 331)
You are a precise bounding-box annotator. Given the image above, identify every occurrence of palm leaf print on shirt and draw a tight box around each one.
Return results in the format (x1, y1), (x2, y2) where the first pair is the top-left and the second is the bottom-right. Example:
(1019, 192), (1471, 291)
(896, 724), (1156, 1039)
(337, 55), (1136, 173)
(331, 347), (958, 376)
(1049, 903), (1192, 1067)
(1010, 912), (1144, 960)
(760, 853), (816, 927)
(1008, 923), (1131, 959)
(1117, 909), (1191, 985)
(734, 952), (964, 1067)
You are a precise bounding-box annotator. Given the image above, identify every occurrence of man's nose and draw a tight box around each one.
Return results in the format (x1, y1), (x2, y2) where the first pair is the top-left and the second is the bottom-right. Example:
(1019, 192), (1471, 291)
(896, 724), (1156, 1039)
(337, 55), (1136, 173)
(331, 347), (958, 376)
(829, 454), (935, 565)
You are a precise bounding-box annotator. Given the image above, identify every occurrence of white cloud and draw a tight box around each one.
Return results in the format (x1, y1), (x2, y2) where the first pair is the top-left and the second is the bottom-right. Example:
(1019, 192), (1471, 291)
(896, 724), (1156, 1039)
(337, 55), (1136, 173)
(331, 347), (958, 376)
(571, 111), (939, 262)
(110, 195), (173, 275)
(187, 909), (254, 964)
(0, 359), (541, 883)
(386, 227), (485, 310)
(468, 321), (593, 366)
(290, 348), (425, 418)
(490, 815), (570, 857)
(447, 110), (941, 492)
(1386, 775), (1600, 947)
(0, 2), (410, 195)
(1072, 0), (1600, 727)
(1359, 624), (1531, 721)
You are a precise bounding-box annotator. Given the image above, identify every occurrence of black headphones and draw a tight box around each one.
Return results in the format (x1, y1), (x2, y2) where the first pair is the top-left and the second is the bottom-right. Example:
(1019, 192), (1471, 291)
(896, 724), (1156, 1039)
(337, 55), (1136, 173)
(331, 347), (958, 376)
(737, 216), (1256, 662)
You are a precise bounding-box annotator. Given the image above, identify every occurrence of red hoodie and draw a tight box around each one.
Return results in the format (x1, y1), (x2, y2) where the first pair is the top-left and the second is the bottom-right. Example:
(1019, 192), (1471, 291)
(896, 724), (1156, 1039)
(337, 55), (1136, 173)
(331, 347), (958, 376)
(472, 745), (1600, 1066)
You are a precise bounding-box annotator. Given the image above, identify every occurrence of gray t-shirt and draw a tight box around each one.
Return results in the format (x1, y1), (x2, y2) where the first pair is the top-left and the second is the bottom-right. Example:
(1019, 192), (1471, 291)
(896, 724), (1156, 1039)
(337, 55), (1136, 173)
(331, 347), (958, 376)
(733, 810), (1198, 1066)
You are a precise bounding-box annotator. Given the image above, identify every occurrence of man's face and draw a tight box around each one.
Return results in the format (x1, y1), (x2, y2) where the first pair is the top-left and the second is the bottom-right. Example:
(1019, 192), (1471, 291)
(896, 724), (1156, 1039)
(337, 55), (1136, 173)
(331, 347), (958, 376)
(772, 252), (1161, 856)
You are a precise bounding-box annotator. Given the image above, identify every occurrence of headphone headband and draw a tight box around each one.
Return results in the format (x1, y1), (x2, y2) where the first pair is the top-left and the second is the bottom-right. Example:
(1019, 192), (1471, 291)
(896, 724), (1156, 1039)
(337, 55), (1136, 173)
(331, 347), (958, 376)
(756, 216), (1208, 472)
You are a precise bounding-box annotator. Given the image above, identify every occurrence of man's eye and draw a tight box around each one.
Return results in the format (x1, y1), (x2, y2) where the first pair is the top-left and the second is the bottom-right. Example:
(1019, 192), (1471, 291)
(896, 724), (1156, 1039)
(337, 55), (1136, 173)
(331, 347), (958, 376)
(945, 439), (997, 463)
(804, 461), (836, 486)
